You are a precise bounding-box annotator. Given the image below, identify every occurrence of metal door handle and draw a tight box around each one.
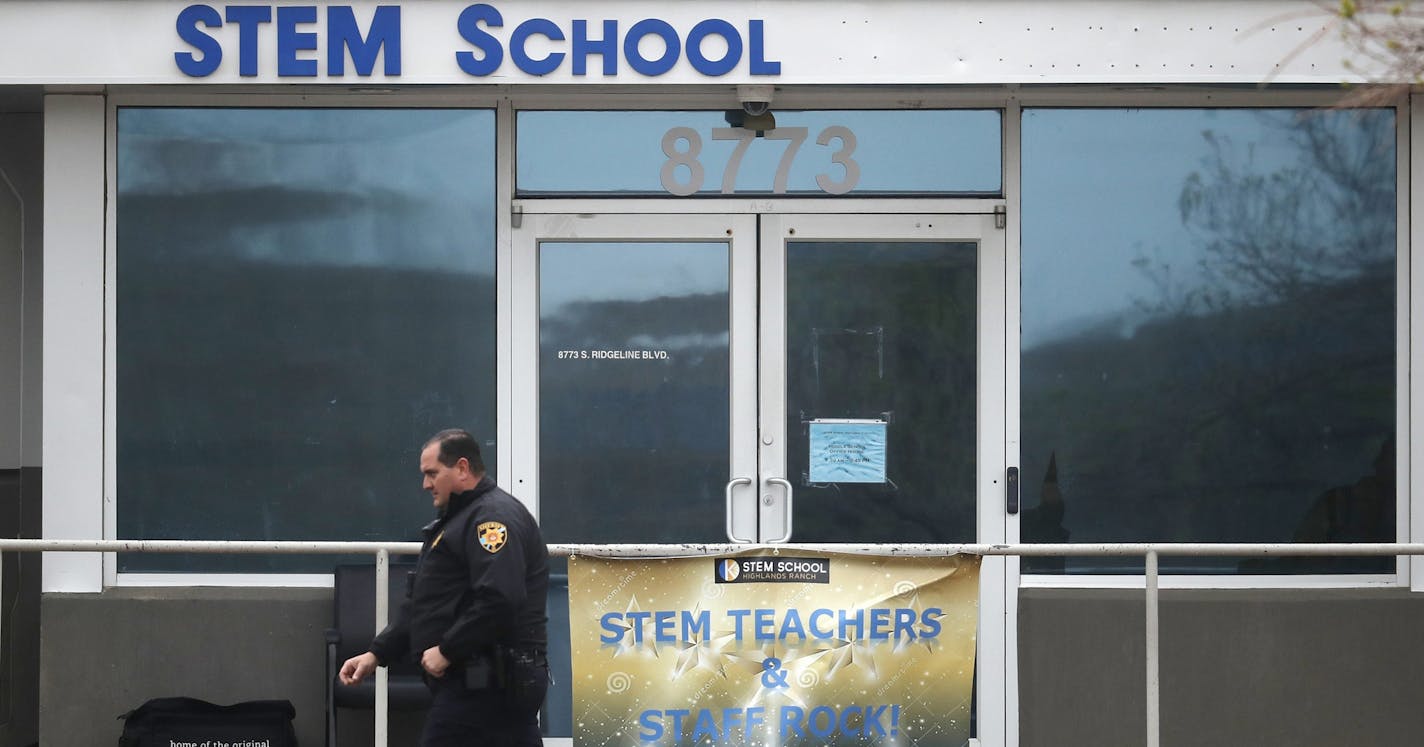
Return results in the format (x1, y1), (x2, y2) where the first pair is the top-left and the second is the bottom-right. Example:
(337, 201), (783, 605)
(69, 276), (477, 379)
(764, 477), (793, 543)
(725, 477), (754, 543)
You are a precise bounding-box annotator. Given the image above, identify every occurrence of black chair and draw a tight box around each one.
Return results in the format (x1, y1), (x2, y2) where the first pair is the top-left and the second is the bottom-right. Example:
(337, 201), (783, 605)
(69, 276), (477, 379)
(325, 561), (432, 747)
(543, 572), (572, 737)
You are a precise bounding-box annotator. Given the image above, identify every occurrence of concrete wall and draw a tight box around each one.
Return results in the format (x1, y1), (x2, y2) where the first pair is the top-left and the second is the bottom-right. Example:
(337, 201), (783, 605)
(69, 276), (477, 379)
(38, 588), (426, 746)
(1019, 588), (1424, 746)
(36, 586), (1424, 745)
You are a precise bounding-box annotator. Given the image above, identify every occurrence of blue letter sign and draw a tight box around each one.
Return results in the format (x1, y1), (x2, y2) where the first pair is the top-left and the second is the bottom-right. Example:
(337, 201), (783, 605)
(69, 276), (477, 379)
(175, 4), (403, 77)
(176, 4), (779, 79)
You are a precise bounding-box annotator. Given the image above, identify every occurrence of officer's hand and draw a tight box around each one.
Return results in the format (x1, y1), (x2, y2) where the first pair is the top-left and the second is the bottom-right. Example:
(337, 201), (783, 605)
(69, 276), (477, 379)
(421, 645), (451, 678)
(339, 652), (379, 686)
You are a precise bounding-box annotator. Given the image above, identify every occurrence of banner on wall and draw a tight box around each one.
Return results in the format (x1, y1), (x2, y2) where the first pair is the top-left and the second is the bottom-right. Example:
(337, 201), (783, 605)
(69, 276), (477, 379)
(568, 551), (980, 747)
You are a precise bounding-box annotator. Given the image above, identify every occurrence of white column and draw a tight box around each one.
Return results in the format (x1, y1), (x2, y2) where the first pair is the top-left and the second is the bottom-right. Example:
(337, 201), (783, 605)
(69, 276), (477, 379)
(42, 94), (105, 593)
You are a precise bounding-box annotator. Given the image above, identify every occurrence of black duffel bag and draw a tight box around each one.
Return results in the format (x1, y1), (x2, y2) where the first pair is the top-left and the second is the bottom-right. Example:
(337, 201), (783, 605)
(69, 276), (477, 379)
(118, 696), (297, 747)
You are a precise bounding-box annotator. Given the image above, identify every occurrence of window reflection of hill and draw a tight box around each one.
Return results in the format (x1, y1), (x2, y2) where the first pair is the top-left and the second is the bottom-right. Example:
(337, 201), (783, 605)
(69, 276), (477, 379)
(539, 292), (731, 544)
(117, 255), (497, 573)
(1241, 436), (1395, 574)
(1022, 268), (1394, 574)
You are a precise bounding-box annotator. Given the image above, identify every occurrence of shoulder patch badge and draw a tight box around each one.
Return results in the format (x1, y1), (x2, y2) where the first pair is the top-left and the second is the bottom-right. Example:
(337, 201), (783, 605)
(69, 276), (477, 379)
(477, 521), (508, 553)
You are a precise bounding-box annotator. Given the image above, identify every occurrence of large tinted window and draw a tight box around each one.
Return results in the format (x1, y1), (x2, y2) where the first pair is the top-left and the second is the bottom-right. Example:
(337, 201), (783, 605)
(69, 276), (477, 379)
(117, 108), (496, 572)
(1021, 108), (1396, 574)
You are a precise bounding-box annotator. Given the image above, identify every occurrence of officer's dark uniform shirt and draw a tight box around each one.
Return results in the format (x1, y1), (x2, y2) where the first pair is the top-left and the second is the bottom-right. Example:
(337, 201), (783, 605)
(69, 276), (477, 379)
(370, 475), (549, 666)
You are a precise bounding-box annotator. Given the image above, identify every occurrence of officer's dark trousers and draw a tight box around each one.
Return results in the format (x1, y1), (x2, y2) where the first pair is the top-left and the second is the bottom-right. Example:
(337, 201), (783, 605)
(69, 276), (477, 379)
(420, 664), (546, 747)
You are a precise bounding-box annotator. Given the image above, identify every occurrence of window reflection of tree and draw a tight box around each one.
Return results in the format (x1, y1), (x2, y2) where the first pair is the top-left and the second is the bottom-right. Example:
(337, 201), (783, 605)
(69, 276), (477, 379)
(1024, 110), (1396, 574)
(1020, 453), (1067, 572)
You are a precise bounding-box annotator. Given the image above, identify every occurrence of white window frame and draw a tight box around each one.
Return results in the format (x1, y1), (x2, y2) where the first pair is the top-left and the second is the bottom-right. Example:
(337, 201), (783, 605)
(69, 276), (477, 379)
(49, 85), (1407, 593)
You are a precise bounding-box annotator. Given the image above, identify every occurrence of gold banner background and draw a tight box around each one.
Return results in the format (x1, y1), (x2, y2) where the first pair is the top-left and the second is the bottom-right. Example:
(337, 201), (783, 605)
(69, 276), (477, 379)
(569, 551), (980, 747)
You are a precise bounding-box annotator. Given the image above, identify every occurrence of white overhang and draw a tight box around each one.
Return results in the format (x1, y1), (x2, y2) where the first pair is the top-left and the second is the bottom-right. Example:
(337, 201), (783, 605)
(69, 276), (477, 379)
(0, 1), (1381, 87)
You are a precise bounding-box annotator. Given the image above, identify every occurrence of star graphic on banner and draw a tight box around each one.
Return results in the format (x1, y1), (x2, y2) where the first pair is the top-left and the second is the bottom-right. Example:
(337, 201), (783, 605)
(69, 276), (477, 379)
(892, 592), (948, 656)
(670, 604), (740, 679)
(820, 635), (878, 681)
(604, 595), (659, 659)
(730, 643), (820, 709)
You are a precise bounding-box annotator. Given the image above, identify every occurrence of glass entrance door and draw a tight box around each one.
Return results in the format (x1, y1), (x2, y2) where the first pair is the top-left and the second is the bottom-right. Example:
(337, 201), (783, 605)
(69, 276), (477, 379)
(512, 211), (1008, 745)
(513, 213), (759, 546)
(758, 214), (1008, 747)
(757, 214), (1004, 546)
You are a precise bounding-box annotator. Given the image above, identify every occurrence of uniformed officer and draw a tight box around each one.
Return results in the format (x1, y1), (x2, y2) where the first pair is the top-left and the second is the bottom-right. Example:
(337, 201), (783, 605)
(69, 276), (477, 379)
(340, 429), (550, 747)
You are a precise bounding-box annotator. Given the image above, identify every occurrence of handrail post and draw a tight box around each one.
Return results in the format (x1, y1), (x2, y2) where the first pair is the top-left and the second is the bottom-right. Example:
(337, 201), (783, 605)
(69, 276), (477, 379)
(1146, 548), (1160, 747)
(375, 548), (390, 747)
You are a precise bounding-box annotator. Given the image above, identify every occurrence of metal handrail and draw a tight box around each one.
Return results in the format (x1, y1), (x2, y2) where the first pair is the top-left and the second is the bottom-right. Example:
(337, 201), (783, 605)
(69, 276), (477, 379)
(3, 539), (1423, 747)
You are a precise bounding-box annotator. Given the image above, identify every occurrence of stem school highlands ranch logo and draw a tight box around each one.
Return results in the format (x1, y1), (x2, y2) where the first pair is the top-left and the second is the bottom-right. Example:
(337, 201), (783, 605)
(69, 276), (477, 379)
(714, 556), (830, 584)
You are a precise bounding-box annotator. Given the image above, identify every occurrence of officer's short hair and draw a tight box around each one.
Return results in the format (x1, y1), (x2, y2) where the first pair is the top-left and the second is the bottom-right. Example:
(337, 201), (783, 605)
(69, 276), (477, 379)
(425, 429), (485, 473)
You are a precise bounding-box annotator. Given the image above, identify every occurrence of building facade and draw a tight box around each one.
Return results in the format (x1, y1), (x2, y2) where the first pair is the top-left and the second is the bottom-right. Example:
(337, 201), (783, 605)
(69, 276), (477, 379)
(2, 1), (1423, 745)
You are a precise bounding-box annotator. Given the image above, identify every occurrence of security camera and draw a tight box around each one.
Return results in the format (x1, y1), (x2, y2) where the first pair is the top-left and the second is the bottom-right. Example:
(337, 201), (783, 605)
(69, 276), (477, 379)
(742, 100), (771, 117)
(737, 85), (774, 117)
